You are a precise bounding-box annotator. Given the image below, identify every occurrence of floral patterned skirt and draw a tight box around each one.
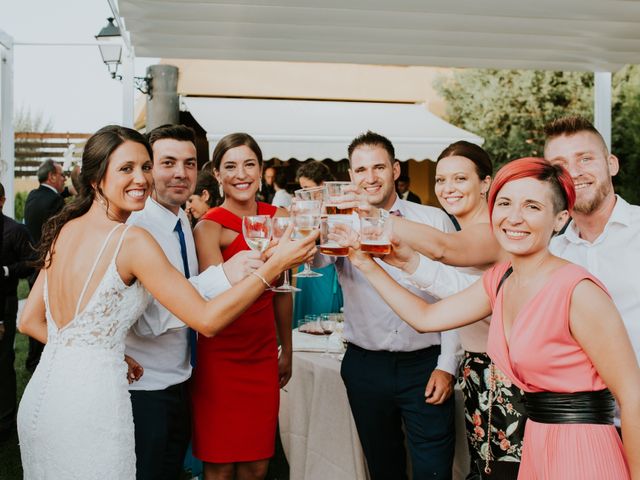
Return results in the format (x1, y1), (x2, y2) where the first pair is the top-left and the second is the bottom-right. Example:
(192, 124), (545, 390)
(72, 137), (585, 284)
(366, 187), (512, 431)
(459, 351), (526, 464)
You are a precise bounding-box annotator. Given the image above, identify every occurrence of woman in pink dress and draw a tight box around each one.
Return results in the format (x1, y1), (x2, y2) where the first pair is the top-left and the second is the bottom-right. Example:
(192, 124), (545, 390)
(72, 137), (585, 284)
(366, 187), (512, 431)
(346, 157), (640, 479)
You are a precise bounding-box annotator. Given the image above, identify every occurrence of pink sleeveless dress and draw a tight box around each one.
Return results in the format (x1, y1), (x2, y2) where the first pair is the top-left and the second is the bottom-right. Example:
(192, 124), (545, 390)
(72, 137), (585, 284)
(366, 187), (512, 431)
(483, 262), (629, 480)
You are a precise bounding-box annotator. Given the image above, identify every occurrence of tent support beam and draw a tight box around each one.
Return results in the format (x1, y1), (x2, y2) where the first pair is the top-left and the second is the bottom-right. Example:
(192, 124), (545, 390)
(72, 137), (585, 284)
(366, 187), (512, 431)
(594, 72), (612, 151)
(0, 30), (14, 218)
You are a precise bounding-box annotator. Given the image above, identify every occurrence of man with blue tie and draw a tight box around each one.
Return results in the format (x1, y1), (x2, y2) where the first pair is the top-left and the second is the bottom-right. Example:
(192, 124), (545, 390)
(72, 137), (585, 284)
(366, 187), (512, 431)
(126, 125), (263, 479)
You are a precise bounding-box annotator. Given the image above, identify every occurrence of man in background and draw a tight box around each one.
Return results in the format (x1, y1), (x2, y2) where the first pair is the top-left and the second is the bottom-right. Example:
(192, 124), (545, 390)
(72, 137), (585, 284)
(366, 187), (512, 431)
(23, 159), (66, 372)
(396, 174), (422, 204)
(0, 182), (34, 441)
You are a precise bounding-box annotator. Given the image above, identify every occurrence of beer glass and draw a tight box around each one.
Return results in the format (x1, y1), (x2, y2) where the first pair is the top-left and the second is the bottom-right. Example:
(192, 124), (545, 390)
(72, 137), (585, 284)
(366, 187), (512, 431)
(294, 185), (327, 204)
(360, 216), (392, 256)
(319, 215), (352, 257)
(323, 181), (355, 215)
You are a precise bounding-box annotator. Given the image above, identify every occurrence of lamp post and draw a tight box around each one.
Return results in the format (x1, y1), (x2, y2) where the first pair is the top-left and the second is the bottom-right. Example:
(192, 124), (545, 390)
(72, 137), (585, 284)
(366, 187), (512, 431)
(95, 18), (122, 80)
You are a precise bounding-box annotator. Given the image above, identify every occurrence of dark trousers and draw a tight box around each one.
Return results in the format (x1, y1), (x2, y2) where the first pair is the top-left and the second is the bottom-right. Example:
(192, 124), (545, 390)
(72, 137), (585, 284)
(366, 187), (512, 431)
(0, 296), (18, 435)
(130, 381), (191, 480)
(341, 344), (455, 480)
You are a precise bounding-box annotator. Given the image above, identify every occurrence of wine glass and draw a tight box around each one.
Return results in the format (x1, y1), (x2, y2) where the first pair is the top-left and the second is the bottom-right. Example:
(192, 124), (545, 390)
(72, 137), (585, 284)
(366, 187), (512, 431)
(270, 217), (301, 293)
(242, 215), (272, 254)
(319, 313), (336, 357)
(292, 200), (322, 278)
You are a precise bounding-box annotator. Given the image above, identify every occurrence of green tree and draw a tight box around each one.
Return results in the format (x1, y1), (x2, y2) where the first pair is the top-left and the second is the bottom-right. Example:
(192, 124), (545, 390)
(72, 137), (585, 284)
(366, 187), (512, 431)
(612, 65), (640, 205)
(435, 67), (640, 203)
(434, 69), (593, 168)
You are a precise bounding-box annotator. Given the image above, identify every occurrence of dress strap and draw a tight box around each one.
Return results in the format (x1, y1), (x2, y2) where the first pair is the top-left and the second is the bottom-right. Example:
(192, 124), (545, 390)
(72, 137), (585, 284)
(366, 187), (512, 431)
(73, 224), (124, 318)
(110, 224), (133, 264)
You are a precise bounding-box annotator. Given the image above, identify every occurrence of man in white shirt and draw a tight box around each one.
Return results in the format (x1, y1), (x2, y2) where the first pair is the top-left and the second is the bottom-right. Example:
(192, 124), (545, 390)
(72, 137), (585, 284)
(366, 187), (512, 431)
(126, 125), (261, 479)
(544, 116), (640, 425)
(320, 132), (461, 479)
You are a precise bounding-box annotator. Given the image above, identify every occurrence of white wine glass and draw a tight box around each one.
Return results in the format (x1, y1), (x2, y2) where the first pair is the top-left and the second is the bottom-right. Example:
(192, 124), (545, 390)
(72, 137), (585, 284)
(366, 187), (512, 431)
(292, 200), (323, 278)
(270, 217), (301, 293)
(242, 215), (272, 255)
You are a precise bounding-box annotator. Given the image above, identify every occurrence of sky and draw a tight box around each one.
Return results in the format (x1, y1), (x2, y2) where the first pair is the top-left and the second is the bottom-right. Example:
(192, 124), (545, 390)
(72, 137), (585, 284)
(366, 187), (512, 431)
(1, 0), (156, 133)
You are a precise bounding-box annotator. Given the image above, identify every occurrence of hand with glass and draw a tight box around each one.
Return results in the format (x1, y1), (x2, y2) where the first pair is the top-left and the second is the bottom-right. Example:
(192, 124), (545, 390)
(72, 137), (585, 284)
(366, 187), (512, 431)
(269, 217), (300, 292)
(291, 199), (323, 278)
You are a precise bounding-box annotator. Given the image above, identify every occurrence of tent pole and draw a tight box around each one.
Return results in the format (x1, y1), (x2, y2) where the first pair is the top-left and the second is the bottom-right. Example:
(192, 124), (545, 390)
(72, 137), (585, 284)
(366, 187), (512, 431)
(0, 30), (15, 218)
(594, 72), (612, 151)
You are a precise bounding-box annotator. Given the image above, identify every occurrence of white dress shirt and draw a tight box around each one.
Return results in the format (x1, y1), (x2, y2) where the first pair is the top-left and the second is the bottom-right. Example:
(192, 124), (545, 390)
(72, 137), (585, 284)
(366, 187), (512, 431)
(550, 196), (640, 364)
(316, 196), (462, 375)
(404, 255), (490, 353)
(550, 196), (640, 425)
(125, 197), (232, 390)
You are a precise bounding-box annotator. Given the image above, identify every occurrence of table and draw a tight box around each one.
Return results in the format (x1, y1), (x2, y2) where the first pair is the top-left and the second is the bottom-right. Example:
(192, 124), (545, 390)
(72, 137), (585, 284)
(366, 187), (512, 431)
(279, 350), (471, 480)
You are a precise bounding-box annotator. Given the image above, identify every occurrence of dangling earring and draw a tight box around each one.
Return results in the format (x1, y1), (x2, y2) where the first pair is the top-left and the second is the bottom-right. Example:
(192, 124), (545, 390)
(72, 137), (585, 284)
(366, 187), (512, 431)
(218, 184), (224, 198)
(259, 179), (263, 192)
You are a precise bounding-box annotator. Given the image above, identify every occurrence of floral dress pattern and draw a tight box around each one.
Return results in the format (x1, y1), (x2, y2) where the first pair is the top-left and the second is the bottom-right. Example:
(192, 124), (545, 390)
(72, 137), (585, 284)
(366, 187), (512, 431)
(459, 351), (526, 464)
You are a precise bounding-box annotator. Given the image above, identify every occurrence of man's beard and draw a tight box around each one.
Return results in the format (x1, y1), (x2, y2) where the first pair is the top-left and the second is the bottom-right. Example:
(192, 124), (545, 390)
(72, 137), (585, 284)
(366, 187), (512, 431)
(573, 181), (612, 215)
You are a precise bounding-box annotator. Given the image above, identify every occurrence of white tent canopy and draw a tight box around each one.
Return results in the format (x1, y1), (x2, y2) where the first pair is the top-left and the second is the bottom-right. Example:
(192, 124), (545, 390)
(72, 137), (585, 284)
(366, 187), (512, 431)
(120, 0), (640, 72)
(182, 97), (483, 161)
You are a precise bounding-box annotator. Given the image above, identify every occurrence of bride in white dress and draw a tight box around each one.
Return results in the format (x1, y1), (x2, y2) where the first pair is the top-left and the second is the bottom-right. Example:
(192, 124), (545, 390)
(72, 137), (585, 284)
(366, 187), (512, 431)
(17, 125), (318, 479)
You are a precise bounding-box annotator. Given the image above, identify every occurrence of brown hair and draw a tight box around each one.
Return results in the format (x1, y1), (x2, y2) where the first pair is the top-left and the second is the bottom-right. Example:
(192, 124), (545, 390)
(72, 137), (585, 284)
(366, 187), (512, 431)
(211, 133), (263, 171)
(296, 161), (334, 185)
(543, 116), (608, 152)
(348, 131), (395, 164)
(437, 141), (493, 179)
(36, 125), (151, 268)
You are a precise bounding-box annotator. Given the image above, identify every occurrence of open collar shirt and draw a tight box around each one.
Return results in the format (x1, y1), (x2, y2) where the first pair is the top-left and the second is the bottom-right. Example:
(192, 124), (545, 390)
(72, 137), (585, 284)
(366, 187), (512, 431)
(317, 196), (462, 375)
(550, 195), (640, 365)
(125, 197), (232, 390)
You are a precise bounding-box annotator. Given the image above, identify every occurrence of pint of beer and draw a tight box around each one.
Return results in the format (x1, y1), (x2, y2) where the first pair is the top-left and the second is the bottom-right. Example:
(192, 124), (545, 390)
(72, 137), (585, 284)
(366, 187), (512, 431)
(320, 215), (353, 257)
(324, 181), (355, 215)
(360, 216), (392, 256)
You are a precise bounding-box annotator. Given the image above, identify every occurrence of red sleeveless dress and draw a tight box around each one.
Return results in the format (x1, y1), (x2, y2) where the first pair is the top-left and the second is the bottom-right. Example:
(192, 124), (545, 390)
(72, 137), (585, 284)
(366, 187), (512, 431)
(191, 203), (279, 463)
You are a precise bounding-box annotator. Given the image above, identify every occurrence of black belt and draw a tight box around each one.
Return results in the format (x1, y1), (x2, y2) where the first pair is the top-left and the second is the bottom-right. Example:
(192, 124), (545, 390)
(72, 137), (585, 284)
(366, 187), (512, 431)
(346, 342), (440, 359)
(524, 389), (615, 425)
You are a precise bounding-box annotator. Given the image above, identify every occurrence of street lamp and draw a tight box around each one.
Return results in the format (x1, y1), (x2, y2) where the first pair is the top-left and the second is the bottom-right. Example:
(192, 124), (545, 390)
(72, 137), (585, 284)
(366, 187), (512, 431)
(95, 17), (152, 96)
(95, 17), (122, 79)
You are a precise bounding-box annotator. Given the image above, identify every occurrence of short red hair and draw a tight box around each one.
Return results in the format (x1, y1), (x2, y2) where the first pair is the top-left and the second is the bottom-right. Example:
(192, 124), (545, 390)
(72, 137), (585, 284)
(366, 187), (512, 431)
(488, 157), (575, 221)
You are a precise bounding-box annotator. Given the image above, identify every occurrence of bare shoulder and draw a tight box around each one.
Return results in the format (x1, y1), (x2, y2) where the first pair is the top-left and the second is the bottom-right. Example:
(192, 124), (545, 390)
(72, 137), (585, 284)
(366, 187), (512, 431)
(194, 218), (223, 237)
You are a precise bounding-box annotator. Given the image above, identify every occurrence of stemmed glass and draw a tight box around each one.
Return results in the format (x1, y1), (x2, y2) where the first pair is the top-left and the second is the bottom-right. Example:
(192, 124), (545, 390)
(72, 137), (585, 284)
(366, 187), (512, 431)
(292, 199), (322, 278)
(270, 217), (301, 293)
(242, 215), (272, 254)
(319, 313), (336, 357)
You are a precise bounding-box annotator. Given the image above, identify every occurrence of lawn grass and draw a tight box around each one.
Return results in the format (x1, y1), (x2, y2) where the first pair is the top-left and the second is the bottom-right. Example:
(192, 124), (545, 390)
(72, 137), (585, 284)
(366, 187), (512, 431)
(0, 331), (28, 480)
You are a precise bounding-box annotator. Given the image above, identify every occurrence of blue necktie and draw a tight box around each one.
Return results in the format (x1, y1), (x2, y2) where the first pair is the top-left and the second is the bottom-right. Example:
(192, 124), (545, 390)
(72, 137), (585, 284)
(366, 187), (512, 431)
(174, 219), (190, 279)
(175, 219), (197, 367)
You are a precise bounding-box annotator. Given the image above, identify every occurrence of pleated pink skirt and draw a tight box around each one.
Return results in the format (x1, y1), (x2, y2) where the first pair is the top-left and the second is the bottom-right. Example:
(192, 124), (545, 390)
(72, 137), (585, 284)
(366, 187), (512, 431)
(518, 420), (629, 479)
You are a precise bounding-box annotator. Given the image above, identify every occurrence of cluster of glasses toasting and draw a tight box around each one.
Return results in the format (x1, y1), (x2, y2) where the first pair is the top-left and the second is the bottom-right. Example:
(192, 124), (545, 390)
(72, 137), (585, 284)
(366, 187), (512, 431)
(241, 182), (392, 292)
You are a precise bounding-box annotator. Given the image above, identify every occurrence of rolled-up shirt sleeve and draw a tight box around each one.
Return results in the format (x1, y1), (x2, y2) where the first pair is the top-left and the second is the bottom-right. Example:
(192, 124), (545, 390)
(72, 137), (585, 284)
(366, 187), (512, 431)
(403, 254), (477, 300)
(435, 329), (462, 375)
(189, 264), (232, 300)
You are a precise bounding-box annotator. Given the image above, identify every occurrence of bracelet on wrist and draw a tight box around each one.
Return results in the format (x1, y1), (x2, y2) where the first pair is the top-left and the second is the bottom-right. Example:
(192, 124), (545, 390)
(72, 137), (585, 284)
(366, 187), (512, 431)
(251, 271), (271, 289)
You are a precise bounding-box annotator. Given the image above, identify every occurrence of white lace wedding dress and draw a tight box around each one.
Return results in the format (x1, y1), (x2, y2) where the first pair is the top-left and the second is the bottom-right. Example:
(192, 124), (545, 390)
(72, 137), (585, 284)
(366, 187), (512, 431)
(18, 224), (150, 479)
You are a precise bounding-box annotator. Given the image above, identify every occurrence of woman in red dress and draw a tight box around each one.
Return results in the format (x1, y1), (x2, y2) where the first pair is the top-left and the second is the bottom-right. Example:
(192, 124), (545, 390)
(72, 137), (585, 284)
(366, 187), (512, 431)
(191, 133), (293, 480)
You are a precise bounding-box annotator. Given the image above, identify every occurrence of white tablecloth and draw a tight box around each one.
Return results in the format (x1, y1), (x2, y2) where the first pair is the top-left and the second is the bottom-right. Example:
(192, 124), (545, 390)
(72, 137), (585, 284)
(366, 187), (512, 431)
(279, 347), (470, 480)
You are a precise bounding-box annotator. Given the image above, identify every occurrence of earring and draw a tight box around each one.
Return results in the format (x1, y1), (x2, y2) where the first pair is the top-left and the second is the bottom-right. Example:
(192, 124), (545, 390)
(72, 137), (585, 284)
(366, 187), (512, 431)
(218, 184), (224, 198)
(259, 179), (263, 192)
